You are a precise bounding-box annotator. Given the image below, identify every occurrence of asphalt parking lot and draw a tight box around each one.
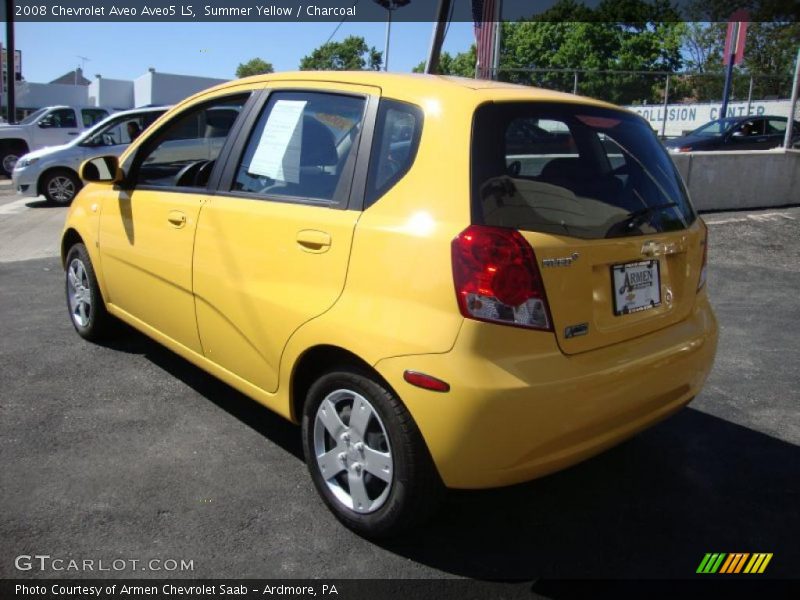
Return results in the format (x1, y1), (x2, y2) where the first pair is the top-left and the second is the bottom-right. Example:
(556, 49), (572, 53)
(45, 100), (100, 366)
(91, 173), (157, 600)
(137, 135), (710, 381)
(0, 182), (798, 583)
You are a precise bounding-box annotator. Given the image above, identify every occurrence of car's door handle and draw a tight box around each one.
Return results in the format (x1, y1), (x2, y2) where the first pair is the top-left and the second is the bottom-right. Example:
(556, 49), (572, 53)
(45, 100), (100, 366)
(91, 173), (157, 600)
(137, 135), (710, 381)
(167, 210), (187, 228)
(67, 132), (79, 136)
(756, 137), (767, 142)
(296, 229), (331, 253)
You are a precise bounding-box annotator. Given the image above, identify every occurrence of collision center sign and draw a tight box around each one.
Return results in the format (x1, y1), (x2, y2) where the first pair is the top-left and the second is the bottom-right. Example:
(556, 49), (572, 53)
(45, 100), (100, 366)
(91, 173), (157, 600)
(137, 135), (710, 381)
(627, 99), (794, 137)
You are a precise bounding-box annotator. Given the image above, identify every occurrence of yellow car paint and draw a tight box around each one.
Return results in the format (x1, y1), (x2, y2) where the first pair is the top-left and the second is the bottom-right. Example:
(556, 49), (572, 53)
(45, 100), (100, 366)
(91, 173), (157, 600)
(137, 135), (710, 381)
(63, 71), (718, 489)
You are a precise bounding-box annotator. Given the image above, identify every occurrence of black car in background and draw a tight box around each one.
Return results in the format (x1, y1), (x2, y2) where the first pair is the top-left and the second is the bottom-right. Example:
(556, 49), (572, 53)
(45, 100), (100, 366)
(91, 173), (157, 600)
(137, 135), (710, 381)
(664, 115), (800, 153)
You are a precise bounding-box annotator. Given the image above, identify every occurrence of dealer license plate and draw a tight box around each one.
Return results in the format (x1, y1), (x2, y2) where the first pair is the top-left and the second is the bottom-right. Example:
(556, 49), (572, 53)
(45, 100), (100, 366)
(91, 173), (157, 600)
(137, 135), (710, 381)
(612, 260), (661, 316)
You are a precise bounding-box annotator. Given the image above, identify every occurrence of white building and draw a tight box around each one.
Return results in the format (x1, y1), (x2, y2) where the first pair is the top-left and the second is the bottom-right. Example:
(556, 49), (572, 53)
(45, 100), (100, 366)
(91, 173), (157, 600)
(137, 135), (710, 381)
(133, 69), (227, 107)
(9, 68), (229, 112)
(88, 76), (134, 109)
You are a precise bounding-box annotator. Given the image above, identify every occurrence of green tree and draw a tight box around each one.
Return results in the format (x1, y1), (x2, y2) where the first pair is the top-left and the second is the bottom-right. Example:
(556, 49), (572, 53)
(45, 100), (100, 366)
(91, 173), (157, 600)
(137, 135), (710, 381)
(674, 21), (800, 103)
(739, 22), (800, 99)
(495, 0), (685, 104)
(235, 58), (274, 78)
(300, 36), (382, 71)
(413, 46), (477, 77)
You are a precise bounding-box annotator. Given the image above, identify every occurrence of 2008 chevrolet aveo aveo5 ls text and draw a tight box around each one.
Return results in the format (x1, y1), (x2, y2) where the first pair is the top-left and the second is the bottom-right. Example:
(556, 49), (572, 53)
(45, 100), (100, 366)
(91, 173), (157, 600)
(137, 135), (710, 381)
(61, 72), (718, 538)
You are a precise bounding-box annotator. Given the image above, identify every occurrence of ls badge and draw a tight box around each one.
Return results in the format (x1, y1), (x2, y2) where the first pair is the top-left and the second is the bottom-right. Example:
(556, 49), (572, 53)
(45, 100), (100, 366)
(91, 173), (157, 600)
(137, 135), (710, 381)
(565, 323), (589, 338)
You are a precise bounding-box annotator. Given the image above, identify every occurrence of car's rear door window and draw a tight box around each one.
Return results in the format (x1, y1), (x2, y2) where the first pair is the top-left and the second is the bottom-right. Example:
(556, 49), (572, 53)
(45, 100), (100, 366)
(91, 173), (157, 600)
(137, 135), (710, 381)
(472, 102), (695, 239)
(231, 91), (366, 205)
(365, 99), (423, 208)
(82, 108), (109, 128)
(766, 118), (787, 134)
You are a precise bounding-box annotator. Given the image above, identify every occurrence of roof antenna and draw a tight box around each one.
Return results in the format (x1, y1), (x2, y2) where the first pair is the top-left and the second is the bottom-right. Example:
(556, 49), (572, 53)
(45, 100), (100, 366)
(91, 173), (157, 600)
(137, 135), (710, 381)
(76, 55), (91, 85)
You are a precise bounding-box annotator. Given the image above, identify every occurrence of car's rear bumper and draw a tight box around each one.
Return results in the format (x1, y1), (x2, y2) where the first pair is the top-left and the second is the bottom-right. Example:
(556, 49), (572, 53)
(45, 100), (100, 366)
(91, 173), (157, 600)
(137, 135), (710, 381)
(375, 294), (718, 489)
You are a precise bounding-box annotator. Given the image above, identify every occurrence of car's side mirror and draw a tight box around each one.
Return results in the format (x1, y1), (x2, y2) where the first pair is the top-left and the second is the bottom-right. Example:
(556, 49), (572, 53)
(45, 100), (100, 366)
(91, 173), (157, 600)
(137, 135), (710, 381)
(80, 156), (125, 184)
(38, 120), (53, 129)
(731, 130), (748, 139)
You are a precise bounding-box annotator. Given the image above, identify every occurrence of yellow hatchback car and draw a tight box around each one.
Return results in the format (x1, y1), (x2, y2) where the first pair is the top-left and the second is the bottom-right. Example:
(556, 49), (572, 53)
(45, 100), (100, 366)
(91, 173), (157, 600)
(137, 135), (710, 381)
(62, 72), (717, 537)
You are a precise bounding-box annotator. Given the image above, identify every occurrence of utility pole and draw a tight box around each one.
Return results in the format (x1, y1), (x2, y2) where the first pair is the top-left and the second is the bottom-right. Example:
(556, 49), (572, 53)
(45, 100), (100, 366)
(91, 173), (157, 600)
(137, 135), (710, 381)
(783, 48), (800, 149)
(373, 1), (410, 72)
(661, 74), (670, 139)
(425, 0), (452, 74)
(720, 12), (749, 121)
(5, 0), (16, 123)
(719, 41), (736, 120)
(491, 1), (503, 80)
(384, 8), (392, 71)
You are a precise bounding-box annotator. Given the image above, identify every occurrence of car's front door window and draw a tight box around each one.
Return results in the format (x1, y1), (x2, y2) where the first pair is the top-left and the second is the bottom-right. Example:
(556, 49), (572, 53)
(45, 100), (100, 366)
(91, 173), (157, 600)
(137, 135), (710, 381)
(40, 109), (78, 128)
(130, 94), (249, 189)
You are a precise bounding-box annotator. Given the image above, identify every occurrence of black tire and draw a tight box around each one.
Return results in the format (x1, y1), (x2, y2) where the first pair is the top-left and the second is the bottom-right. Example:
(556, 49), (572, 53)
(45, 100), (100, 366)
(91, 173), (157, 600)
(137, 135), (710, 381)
(0, 142), (26, 177)
(64, 243), (115, 341)
(301, 369), (444, 538)
(42, 169), (82, 206)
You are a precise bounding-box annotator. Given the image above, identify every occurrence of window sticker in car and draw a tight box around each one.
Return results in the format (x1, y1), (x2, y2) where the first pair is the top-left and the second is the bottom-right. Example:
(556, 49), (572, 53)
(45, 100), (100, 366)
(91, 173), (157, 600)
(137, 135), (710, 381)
(248, 99), (307, 184)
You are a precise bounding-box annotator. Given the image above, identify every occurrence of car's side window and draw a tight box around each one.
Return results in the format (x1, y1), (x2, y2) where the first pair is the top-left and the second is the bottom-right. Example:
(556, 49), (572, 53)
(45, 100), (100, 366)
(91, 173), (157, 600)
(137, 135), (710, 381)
(736, 119), (765, 136)
(365, 99), (423, 208)
(41, 109), (78, 128)
(91, 113), (163, 147)
(766, 119), (787, 134)
(504, 118), (577, 177)
(130, 94), (249, 189)
(82, 108), (108, 128)
(232, 91), (366, 205)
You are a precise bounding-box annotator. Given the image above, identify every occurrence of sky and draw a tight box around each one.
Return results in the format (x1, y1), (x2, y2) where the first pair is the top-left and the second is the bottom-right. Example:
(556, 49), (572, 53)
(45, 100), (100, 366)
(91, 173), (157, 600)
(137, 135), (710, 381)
(10, 20), (476, 83)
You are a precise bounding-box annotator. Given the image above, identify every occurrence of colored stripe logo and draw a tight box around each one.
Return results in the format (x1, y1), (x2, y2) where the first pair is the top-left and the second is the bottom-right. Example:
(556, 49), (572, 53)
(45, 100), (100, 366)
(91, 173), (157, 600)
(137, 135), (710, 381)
(697, 553), (773, 574)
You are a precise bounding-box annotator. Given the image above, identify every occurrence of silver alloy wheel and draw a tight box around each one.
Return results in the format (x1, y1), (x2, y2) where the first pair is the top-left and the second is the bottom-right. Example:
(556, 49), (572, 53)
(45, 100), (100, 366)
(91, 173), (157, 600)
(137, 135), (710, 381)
(67, 257), (92, 328)
(47, 175), (76, 204)
(313, 389), (393, 514)
(2, 153), (18, 174)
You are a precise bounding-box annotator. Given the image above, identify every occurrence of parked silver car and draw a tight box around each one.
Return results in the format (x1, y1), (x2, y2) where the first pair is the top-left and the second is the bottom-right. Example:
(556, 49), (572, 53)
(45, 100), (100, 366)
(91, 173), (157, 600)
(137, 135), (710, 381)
(12, 106), (168, 205)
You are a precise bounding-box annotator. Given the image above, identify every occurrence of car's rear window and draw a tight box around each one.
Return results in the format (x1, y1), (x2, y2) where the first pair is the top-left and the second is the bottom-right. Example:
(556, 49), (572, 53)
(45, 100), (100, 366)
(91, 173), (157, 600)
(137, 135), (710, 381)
(472, 102), (696, 239)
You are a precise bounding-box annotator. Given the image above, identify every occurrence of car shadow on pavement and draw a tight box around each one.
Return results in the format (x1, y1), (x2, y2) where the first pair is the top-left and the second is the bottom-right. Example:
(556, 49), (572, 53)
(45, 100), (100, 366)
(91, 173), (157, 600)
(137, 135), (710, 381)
(25, 199), (54, 209)
(100, 328), (798, 581)
(381, 408), (800, 580)
(99, 326), (304, 461)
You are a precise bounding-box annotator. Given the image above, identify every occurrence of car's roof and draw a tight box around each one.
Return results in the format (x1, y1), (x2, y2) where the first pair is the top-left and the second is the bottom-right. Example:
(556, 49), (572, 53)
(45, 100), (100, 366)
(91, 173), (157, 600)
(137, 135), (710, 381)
(44, 105), (115, 110)
(204, 71), (623, 112)
(111, 106), (171, 117)
(717, 114), (788, 122)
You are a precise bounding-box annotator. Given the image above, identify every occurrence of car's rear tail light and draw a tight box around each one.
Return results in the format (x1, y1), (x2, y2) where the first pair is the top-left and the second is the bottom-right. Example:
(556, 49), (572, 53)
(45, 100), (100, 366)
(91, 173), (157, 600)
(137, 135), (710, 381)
(698, 221), (708, 291)
(679, 146), (693, 153)
(452, 225), (552, 330)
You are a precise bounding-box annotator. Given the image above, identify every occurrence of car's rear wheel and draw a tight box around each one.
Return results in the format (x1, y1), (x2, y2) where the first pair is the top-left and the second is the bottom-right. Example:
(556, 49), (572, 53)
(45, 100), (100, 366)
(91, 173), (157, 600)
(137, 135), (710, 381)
(65, 243), (114, 341)
(43, 169), (82, 205)
(301, 369), (443, 538)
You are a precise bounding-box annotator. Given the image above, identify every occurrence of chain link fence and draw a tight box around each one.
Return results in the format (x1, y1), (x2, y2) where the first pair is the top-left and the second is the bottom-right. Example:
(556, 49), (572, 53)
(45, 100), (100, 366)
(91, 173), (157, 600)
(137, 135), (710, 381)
(492, 65), (799, 141)
(493, 67), (795, 107)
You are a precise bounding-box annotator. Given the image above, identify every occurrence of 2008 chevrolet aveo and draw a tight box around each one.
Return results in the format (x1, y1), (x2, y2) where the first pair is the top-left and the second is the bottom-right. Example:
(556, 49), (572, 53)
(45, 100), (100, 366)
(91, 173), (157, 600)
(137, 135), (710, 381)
(62, 72), (717, 537)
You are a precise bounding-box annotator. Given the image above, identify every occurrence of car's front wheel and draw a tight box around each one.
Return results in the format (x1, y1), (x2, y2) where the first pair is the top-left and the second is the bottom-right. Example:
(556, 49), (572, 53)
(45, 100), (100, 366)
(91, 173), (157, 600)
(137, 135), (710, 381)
(43, 169), (82, 205)
(65, 243), (114, 341)
(302, 369), (443, 538)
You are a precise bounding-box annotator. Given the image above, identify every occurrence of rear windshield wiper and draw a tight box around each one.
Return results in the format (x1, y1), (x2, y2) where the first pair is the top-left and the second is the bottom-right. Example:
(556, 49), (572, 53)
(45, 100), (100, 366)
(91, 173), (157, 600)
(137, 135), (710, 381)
(606, 202), (679, 237)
